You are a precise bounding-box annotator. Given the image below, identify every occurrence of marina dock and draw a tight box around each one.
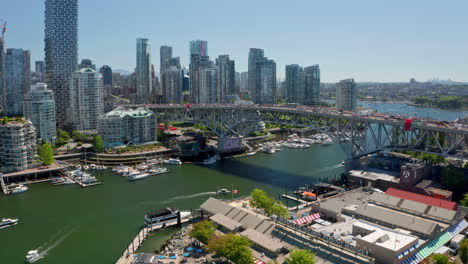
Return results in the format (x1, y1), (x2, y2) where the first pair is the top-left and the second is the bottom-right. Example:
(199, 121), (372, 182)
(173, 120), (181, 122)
(282, 194), (314, 211)
(74, 180), (103, 188)
(115, 218), (191, 264)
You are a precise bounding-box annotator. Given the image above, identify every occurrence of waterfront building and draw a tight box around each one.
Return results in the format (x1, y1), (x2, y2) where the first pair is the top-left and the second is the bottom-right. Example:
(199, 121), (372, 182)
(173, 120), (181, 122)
(162, 66), (183, 104)
(23, 83), (57, 145)
(79, 59), (96, 70)
(98, 106), (157, 148)
(135, 38), (152, 104)
(240, 72), (248, 92)
(45, 0), (78, 127)
(257, 59), (276, 104)
(35, 61), (45, 82)
(4, 48), (30, 116)
(99, 65), (113, 86)
(248, 48), (264, 103)
(190, 40), (208, 56)
(285, 64), (320, 105)
(0, 118), (38, 173)
(189, 54), (212, 103)
(69, 68), (103, 130)
(199, 67), (218, 103)
(303, 65), (320, 105)
(336, 78), (357, 110)
(216, 55), (236, 102)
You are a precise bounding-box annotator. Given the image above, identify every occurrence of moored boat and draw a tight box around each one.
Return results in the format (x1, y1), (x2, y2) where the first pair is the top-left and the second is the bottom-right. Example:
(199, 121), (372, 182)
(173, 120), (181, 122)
(163, 158), (182, 165)
(10, 184), (28, 194)
(144, 208), (191, 226)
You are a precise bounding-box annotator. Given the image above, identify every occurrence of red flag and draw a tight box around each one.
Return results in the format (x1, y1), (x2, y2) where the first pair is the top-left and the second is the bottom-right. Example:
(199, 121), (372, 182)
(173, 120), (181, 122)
(233, 190), (239, 194)
(186, 103), (191, 109)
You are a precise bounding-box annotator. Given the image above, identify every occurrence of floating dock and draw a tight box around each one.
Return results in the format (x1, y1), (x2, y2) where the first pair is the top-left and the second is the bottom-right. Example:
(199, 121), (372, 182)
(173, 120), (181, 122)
(73, 179), (103, 188)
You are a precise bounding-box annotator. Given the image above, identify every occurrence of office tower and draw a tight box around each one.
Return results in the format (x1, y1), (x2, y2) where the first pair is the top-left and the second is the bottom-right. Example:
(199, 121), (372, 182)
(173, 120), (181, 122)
(135, 38), (151, 104)
(69, 68), (103, 130)
(257, 59), (276, 104)
(162, 66), (183, 104)
(240, 72), (248, 92)
(166, 57), (181, 69)
(0, 36), (5, 112)
(35, 61), (45, 82)
(5, 48), (30, 116)
(303, 65), (320, 105)
(0, 118), (38, 173)
(79, 59), (96, 70)
(199, 67), (218, 104)
(98, 106), (157, 147)
(45, 0), (78, 127)
(190, 40), (208, 56)
(216, 55), (236, 102)
(160, 45), (172, 75)
(189, 54), (212, 103)
(248, 48), (264, 103)
(24, 83), (57, 145)
(99, 65), (113, 86)
(182, 69), (190, 92)
(285, 64), (303, 104)
(336, 78), (357, 110)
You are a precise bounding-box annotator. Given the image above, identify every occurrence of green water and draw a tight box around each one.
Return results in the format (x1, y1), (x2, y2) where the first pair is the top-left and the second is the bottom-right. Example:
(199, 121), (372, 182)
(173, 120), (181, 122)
(0, 145), (345, 264)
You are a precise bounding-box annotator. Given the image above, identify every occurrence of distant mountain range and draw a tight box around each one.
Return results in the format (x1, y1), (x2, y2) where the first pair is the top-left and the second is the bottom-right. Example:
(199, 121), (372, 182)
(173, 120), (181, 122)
(113, 69), (132, 75)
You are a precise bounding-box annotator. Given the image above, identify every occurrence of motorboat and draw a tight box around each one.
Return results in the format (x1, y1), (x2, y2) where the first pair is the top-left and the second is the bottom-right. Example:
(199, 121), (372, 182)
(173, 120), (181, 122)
(144, 208), (191, 226)
(128, 172), (150, 181)
(126, 170), (142, 178)
(51, 177), (75, 185)
(148, 167), (169, 175)
(76, 165), (82, 170)
(25, 249), (41, 263)
(217, 188), (230, 194)
(0, 218), (18, 229)
(245, 151), (257, 156)
(163, 158), (182, 165)
(202, 156), (218, 165)
(83, 165), (89, 170)
(10, 185), (28, 194)
(90, 164), (96, 170)
(81, 175), (97, 184)
(264, 147), (276, 154)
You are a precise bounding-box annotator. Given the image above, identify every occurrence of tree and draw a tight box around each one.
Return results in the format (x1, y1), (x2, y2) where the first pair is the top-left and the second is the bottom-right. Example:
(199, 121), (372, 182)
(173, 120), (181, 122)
(206, 233), (252, 264)
(441, 165), (466, 192)
(460, 239), (468, 264)
(93, 135), (104, 153)
(56, 130), (71, 147)
(461, 193), (468, 207)
(249, 188), (289, 218)
(430, 253), (448, 264)
(37, 142), (54, 165)
(189, 220), (216, 245)
(286, 249), (316, 264)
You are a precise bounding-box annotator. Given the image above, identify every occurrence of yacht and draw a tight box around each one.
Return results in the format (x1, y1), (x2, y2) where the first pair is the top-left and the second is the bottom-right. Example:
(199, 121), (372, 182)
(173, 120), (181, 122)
(264, 147), (276, 154)
(128, 172), (150, 181)
(0, 218), (18, 229)
(126, 170), (142, 178)
(25, 250), (41, 263)
(163, 158), (182, 165)
(51, 177), (75, 186)
(90, 164), (96, 170)
(144, 208), (191, 226)
(83, 165), (89, 170)
(202, 155), (219, 165)
(10, 185), (28, 194)
(217, 188), (230, 194)
(148, 167), (169, 175)
(81, 175), (97, 184)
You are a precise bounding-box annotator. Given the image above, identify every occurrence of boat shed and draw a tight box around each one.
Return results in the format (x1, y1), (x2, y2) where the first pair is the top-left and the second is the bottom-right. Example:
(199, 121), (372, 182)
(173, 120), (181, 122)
(210, 213), (242, 231)
(200, 197), (233, 216)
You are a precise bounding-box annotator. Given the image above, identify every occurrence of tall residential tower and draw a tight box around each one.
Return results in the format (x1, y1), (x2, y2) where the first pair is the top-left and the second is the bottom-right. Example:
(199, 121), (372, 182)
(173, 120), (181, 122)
(135, 38), (152, 104)
(336, 78), (357, 110)
(4, 48), (30, 116)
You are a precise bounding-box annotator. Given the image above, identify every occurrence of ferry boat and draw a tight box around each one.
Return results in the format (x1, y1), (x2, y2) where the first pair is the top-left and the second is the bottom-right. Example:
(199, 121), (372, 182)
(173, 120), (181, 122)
(144, 208), (191, 226)
(25, 249), (41, 263)
(10, 185), (28, 194)
(128, 172), (150, 181)
(0, 218), (18, 229)
(163, 158), (182, 165)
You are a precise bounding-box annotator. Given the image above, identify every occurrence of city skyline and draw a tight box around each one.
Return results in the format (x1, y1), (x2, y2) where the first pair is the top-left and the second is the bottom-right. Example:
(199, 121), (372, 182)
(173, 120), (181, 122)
(2, 0), (468, 82)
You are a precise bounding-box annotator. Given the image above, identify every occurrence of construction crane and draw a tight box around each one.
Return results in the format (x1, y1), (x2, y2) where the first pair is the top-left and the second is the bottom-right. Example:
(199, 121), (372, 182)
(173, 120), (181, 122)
(0, 20), (6, 39)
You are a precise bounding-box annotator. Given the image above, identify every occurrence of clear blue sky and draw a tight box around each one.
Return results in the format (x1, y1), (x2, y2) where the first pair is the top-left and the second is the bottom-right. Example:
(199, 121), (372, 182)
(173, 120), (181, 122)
(3, 0), (468, 82)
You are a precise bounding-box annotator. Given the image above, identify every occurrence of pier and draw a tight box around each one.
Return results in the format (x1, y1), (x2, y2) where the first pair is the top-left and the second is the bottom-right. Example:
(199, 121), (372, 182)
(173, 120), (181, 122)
(115, 217), (192, 264)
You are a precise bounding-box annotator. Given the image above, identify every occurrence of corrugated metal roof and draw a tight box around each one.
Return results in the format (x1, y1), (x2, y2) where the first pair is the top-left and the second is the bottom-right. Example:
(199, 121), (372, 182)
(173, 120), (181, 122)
(385, 188), (457, 210)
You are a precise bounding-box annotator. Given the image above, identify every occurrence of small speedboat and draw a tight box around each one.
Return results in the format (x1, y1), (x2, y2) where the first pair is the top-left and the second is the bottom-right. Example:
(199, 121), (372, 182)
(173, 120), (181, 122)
(10, 185), (28, 194)
(128, 173), (150, 181)
(25, 249), (41, 263)
(245, 151), (257, 156)
(163, 158), (182, 165)
(217, 188), (230, 194)
(83, 165), (89, 170)
(0, 218), (18, 229)
(52, 177), (74, 185)
(149, 167), (169, 175)
(202, 156), (219, 165)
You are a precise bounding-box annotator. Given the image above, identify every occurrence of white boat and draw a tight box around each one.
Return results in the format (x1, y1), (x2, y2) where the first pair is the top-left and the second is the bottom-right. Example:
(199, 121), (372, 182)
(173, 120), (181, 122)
(10, 185), (28, 194)
(245, 151), (257, 156)
(264, 147), (276, 154)
(90, 164), (96, 170)
(76, 165), (82, 170)
(83, 165), (89, 170)
(51, 177), (75, 185)
(126, 170), (142, 178)
(128, 172), (150, 181)
(217, 188), (230, 194)
(148, 167), (169, 175)
(25, 249), (41, 263)
(102, 166), (107, 170)
(163, 158), (182, 165)
(81, 176), (97, 184)
(0, 218), (18, 229)
(144, 208), (191, 226)
(202, 156), (218, 165)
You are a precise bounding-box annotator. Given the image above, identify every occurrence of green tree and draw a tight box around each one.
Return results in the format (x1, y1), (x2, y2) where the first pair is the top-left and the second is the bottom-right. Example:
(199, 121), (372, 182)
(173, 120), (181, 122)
(37, 142), (55, 165)
(460, 239), (468, 264)
(56, 130), (71, 147)
(286, 249), (316, 264)
(441, 165), (466, 192)
(206, 233), (252, 264)
(464, 162), (468, 169)
(430, 253), (449, 264)
(461, 193), (468, 207)
(250, 188), (289, 218)
(93, 135), (104, 153)
(189, 220), (216, 245)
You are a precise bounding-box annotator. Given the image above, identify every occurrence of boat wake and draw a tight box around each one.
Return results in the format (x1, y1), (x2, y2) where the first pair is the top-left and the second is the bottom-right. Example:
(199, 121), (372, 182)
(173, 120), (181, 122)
(161, 192), (217, 204)
(312, 164), (343, 175)
(37, 226), (76, 259)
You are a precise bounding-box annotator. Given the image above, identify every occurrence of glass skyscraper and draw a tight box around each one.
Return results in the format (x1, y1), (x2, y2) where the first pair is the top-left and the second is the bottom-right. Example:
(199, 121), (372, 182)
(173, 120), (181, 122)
(190, 40), (208, 56)
(5, 48), (30, 116)
(136, 38), (152, 104)
(44, 0), (78, 127)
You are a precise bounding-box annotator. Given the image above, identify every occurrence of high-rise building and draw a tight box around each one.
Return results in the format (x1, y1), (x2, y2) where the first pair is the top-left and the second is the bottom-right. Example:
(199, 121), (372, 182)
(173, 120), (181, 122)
(189, 54), (212, 103)
(79, 59), (96, 70)
(303, 65), (320, 105)
(182, 69), (190, 92)
(257, 59), (276, 104)
(160, 45), (173, 75)
(69, 68), (103, 130)
(190, 40), (208, 56)
(0, 36), (5, 112)
(216, 55), (236, 102)
(99, 65), (113, 86)
(135, 38), (152, 104)
(336, 78), (357, 110)
(5, 48), (30, 116)
(162, 66), (183, 104)
(239, 72), (248, 92)
(35, 61), (45, 82)
(45, 0), (78, 127)
(248, 48), (265, 103)
(0, 118), (38, 173)
(98, 106), (157, 148)
(285, 64), (303, 104)
(199, 67), (218, 104)
(24, 83), (57, 145)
